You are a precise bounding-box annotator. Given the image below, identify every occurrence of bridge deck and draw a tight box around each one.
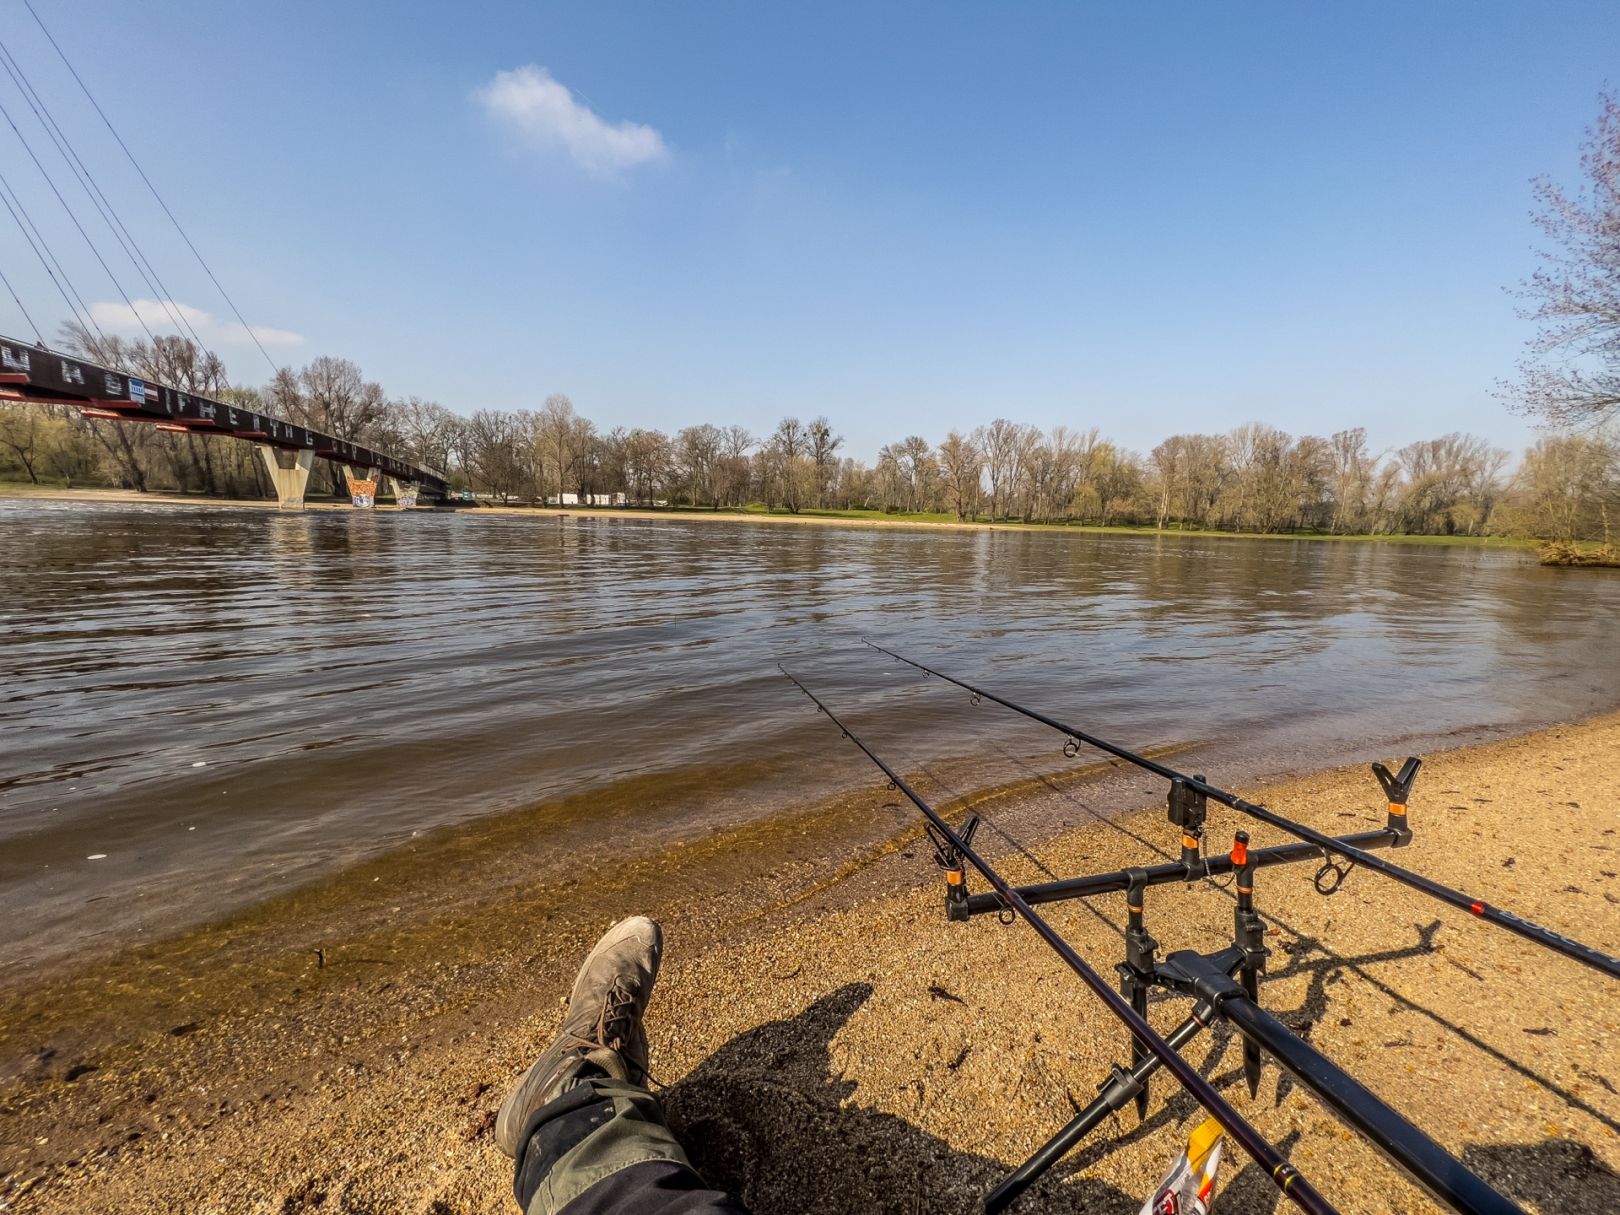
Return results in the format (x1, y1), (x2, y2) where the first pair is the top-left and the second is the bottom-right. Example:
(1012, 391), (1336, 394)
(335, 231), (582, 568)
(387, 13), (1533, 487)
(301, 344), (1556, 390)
(0, 335), (447, 497)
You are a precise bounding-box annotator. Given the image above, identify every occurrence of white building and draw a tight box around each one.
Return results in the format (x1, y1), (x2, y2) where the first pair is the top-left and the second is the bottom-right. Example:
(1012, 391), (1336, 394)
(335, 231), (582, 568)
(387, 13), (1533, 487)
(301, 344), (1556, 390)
(547, 492), (628, 506)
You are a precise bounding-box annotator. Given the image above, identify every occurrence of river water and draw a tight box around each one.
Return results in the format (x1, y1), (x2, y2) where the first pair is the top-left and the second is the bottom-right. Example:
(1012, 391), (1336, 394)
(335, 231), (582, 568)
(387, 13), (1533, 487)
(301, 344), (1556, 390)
(3, 499), (1618, 976)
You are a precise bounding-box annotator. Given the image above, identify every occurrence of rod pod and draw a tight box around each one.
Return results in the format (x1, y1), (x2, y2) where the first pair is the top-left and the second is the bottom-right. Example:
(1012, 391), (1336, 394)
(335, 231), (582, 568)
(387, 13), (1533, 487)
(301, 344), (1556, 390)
(862, 640), (1620, 982)
(779, 665), (1338, 1215)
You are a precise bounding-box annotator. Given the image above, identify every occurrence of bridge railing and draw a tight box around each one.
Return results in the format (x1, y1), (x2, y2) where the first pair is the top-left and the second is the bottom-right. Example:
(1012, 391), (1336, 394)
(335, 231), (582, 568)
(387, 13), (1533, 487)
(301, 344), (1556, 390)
(0, 335), (448, 506)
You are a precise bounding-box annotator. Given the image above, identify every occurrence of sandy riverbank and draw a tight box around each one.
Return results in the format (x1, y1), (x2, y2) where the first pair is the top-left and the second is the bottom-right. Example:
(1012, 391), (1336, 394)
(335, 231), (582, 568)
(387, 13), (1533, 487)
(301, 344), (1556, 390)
(0, 483), (1537, 546)
(3, 712), (1617, 1212)
(0, 484), (393, 513)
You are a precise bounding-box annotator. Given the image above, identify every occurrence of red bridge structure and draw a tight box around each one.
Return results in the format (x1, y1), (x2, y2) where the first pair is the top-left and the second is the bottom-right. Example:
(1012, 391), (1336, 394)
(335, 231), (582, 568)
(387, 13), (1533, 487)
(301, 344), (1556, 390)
(0, 335), (448, 509)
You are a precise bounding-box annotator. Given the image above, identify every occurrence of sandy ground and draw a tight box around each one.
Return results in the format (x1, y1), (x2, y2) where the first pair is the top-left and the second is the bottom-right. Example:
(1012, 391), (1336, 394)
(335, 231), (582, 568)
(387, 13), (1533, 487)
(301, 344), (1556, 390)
(2, 715), (1619, 1214)
(0, 484), (1029, 532)
(0, 485), (399, 514)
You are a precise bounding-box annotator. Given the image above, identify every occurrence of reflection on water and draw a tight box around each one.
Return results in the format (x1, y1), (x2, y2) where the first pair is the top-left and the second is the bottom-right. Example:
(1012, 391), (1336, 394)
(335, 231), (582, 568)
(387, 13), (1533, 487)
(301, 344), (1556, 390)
(2, 499), (1617, 972)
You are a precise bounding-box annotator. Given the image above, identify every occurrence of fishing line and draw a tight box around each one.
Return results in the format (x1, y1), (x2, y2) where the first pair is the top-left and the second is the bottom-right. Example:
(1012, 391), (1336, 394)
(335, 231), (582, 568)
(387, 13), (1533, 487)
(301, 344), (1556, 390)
(0, 259), (44, 344)
(22, 0), (283, 376)
(780, 662), (1339, 1215)
(863, 640), (1620, 982)
(0, 91), (154, 341)
(0, 37), (202, 347)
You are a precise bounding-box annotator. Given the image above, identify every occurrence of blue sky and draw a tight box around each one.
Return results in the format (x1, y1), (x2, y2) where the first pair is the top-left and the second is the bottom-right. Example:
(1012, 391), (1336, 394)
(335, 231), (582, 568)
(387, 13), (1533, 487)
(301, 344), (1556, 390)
(0, 1), (1614, 460)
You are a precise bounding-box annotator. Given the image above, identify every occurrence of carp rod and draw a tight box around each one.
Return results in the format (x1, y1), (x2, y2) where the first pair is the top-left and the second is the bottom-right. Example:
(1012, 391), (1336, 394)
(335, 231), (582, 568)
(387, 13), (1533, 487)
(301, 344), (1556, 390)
(779, 665), (1338, 1215)
(863, 640), (1620, 983)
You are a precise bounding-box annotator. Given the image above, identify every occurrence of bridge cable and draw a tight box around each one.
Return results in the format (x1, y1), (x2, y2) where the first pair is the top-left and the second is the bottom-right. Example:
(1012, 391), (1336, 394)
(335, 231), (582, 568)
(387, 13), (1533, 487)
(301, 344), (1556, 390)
(21, 0), (283, 378)
(0, 92), (156, 343)
(0, 164), (102, 340)
(0, 259), (46, 345)
(0, 37), (204, 349)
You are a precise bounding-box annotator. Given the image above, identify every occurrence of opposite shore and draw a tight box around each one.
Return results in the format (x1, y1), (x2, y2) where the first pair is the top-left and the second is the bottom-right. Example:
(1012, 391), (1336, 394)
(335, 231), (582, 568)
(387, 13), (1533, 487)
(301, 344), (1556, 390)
(2, 709), (1617, 1212)
(0, 483), (1538, 549)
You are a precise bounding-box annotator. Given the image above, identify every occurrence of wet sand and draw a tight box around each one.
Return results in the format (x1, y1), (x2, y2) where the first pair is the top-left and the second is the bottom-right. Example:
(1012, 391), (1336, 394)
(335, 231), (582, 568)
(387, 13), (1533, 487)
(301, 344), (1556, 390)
(4, 713), (1618, 1213)
(0, 485), (401, 514)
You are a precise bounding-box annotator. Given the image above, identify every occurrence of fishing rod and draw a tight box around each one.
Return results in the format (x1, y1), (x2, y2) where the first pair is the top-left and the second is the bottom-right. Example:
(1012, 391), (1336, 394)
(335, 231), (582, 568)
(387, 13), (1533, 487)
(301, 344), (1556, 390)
(784, 664), (1527, 1215)
(779, 665), (1338, 1215)
(863, 640), (1620, 982)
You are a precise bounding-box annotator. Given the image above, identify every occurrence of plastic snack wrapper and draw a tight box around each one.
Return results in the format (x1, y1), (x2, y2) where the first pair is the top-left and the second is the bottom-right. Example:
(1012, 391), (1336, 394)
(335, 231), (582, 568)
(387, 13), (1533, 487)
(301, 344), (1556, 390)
(1141, 1116), (1224, 1214)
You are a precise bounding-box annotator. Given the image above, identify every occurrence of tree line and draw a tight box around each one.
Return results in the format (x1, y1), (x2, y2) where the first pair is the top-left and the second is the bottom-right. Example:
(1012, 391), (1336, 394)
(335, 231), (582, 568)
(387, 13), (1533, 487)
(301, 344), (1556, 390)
(6, 95), (1619, 544)
(0, 321), (1614, 542)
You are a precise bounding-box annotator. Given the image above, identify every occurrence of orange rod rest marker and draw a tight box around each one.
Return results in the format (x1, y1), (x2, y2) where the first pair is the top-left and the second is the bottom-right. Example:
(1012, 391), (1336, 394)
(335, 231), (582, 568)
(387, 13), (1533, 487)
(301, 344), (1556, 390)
(780, 666), (1338, 1215)
(865, 640), (1620, 983)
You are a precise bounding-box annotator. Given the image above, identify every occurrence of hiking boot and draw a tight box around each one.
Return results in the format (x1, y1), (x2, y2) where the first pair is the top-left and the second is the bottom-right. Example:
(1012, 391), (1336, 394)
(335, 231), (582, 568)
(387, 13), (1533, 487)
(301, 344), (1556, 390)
(494, 916), (664, 1157)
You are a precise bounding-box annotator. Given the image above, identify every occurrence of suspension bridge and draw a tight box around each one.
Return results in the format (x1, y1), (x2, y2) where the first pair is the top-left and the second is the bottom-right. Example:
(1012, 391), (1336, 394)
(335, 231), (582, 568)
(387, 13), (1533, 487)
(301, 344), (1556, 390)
(0, 4), (448, 509)
(0, 335), (448, 508)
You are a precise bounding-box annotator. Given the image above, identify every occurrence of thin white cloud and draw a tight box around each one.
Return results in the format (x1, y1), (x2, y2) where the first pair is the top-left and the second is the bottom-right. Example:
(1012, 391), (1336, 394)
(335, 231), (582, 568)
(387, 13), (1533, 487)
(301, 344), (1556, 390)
(88, 299), (305, 348)
(476, 65), (668, 174)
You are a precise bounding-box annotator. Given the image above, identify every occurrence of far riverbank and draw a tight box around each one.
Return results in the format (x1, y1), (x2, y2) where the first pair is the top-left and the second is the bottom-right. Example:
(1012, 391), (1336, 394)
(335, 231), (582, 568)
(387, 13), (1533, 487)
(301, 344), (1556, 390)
(0, 482), (1537, 549)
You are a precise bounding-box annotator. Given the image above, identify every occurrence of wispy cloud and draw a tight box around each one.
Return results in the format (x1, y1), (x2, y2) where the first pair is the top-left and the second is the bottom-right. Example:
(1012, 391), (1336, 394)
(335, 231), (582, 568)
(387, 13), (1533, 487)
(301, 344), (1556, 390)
(89, 299), (304, 348)
(475, 65), (668, 175)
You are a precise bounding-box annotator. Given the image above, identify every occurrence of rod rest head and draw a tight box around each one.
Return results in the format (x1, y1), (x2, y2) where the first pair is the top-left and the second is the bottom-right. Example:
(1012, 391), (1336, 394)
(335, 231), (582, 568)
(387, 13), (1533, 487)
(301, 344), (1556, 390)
(1157, 948), (1246, 1007)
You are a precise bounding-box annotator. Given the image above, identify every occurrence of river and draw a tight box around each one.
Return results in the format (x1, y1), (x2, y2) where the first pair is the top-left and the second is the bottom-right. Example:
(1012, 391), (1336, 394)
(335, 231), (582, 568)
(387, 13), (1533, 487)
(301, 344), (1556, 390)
(2, 499), (1617, 977)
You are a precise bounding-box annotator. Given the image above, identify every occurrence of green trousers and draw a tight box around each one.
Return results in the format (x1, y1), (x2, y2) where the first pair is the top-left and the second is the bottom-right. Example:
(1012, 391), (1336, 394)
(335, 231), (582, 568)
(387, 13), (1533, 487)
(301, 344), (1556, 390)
(512, 1073), (745, 1214)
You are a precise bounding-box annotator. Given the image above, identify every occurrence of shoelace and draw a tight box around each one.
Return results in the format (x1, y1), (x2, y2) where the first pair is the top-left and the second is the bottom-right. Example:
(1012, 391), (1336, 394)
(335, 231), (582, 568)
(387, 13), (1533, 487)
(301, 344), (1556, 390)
(598, 981), (636, 1053)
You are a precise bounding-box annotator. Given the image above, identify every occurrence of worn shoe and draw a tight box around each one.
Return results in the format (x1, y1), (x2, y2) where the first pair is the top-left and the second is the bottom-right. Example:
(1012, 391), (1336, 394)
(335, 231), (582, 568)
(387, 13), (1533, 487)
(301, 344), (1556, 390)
(494, 915), (664, 1157)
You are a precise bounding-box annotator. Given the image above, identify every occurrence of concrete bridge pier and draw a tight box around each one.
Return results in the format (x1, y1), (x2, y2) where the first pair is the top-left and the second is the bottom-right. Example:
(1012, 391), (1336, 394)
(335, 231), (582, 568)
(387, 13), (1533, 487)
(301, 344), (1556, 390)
(343, 465), (379, 509)
(258, 445), (316, 510)
(387, 476), (420, 508)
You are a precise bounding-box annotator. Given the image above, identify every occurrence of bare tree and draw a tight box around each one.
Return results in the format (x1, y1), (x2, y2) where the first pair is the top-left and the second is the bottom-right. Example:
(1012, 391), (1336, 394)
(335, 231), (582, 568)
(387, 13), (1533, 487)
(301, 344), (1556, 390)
(1149, 436), (1184, 530)
(571, 418), (603, 500)
(1067, 427), (1103, 520)
(1021, 425), (1084, 521)
(1502, 434), (1619, 541)
(979, 419), (1020, 519)
(769, 417), (810, 512)
(937, 430), (984, 520)
(807, 417), (843, 508)
(1507, 93), (1620, 429)
(275, 356), (387, 440)
(624, 428), (674, 505)
(1090, 443), (1142, 525)
(395, 398), (460, 474)
(1392, 433), (1507, 535)
(676, 424), (723, 507)
(44, 411), (99, 487)
(1151, 434), (1228, 529)
(56, 322), (263, 495)
(714, 426), (755, 507)
(882, 435), (936, 512)
(537, 394), (583, 502)
(1327, 428), (1375, 533)
(465, 409), (526, 503)
(0, 405), (45, 482)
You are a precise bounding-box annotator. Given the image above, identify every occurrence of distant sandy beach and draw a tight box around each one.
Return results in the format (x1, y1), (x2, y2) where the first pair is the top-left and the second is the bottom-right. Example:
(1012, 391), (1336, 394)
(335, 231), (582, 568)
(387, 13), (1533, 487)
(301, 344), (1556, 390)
(0, 482), (1027, 533)
(3, 709), (1616, 1213)
(0, 483), (1538, 545)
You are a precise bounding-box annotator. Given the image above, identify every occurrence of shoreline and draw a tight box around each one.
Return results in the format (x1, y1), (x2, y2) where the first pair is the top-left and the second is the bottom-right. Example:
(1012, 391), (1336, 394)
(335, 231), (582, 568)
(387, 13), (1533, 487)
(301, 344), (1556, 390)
(3, 710), (1618, 1212)
(0, 483), (1537, 548)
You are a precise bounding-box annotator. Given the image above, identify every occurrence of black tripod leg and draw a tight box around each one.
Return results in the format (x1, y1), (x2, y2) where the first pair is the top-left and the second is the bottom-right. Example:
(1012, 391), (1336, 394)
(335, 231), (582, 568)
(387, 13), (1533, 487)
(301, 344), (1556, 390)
(1130, 981), (1150, 1116)
(1118, 871), (1156, 1119)
(983, 1005), (1216, 1214)
(1233, 832), (1267, 1099)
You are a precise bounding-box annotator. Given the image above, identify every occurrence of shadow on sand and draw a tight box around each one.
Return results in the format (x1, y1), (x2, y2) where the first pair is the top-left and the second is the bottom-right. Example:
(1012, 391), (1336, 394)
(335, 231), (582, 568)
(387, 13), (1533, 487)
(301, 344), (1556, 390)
(665, 983), (1133, 1214)
(663, 977), (1617, 1214)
